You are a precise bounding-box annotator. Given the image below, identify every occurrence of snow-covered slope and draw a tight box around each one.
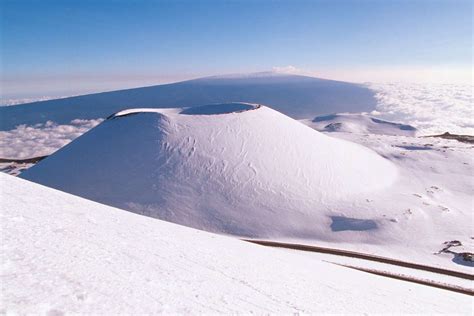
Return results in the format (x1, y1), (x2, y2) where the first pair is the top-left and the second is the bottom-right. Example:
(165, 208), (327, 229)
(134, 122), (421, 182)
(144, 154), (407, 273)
(20, 103), (397, 239)
(1, 173), (470, 314)
(307, 113), (417, 136)
(301, 117), (474, 272)
(0, 73), (376, 130)
(19, 103), (474, 272)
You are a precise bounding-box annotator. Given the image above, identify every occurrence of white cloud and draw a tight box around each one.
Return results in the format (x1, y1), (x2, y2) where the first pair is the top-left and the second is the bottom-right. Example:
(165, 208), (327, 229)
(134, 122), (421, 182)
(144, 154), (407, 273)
(369, 82), (474, 135)
(0, 119), (103, 159)
(271, 65), (305, 74)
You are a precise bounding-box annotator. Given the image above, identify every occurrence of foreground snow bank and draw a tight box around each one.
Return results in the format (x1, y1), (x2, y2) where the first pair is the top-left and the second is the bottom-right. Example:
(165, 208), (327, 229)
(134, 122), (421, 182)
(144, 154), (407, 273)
(0, 173), (470, 314)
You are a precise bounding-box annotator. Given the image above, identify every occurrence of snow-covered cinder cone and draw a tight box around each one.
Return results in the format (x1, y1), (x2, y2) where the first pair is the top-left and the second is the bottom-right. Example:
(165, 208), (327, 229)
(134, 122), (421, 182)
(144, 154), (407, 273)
(21, 103), (398, 238)
(309, 113), (417, 136)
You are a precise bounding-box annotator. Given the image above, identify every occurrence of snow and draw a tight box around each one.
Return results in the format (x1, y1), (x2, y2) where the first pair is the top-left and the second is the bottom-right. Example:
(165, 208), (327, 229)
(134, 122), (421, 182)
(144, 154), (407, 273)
(113, 103), (260, 117)
(18, 103), (474, 273)
(296, 249), (472, 290)
(300, 119), (474, 273)
(2, 72), (472, 314)
(307, 112), (417, 136)
(20, 104), (398, 240)
(1, 173), (471, 314)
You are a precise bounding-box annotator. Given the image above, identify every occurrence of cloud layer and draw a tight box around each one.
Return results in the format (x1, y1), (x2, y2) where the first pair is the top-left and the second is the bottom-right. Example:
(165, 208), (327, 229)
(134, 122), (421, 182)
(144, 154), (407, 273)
(370, 83), (473, 135)
(0, 119), (103, 159)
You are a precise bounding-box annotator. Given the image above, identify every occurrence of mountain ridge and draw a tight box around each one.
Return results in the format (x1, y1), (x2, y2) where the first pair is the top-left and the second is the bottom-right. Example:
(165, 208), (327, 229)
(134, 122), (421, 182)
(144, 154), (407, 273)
(0, 73), (376, 130)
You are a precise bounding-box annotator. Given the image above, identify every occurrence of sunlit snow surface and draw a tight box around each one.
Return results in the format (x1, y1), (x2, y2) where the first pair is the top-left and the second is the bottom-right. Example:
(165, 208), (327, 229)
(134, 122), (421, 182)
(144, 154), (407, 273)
(2, 81), (473, 314)
(0, 173), (471, 314)
(18, 104), (474, 273)
(20, 105), (399, 239)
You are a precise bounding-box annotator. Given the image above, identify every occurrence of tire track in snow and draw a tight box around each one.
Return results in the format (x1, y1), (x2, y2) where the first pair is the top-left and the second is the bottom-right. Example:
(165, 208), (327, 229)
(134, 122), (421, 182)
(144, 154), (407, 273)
(331, 263), (473, 296)
(243, 239), (474, 280)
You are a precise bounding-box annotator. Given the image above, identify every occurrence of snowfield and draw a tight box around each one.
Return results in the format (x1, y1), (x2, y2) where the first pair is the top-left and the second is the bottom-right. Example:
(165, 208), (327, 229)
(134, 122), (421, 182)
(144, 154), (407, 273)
(19, 103), (473, 273)
(308, 113), (417, 136)
(1, 73), (473, 314)
(1, 173), (471, 314)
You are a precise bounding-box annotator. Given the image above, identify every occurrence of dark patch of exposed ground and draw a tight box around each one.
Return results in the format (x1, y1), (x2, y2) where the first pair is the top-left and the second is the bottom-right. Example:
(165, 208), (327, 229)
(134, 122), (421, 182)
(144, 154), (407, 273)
(425, 132), (474, 144)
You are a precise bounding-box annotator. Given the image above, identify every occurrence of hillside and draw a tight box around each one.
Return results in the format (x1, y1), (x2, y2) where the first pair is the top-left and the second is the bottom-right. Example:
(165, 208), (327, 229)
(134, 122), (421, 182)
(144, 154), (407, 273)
(18, 102), (474, 273)
(1, 173), (470, 314)
(20, 103), (397, 239)
(306, 113), (417, 136)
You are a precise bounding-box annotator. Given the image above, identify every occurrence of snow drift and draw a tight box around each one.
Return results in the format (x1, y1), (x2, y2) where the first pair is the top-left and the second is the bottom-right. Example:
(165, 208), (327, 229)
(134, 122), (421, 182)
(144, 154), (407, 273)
(20, 103), (397, 239)
(308, 113), (417, 136)
(3, 173), (469, 314)
(0, 73), (376, 130)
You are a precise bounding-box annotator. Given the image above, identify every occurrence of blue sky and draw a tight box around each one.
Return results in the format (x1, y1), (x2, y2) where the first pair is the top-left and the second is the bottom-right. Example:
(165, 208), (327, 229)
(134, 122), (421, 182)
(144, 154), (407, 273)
(1, 0), (472, 98)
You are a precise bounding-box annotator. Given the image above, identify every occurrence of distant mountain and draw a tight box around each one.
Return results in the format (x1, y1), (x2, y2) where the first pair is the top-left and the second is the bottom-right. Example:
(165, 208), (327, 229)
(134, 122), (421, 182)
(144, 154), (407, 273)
(0, 73), (376, 130)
